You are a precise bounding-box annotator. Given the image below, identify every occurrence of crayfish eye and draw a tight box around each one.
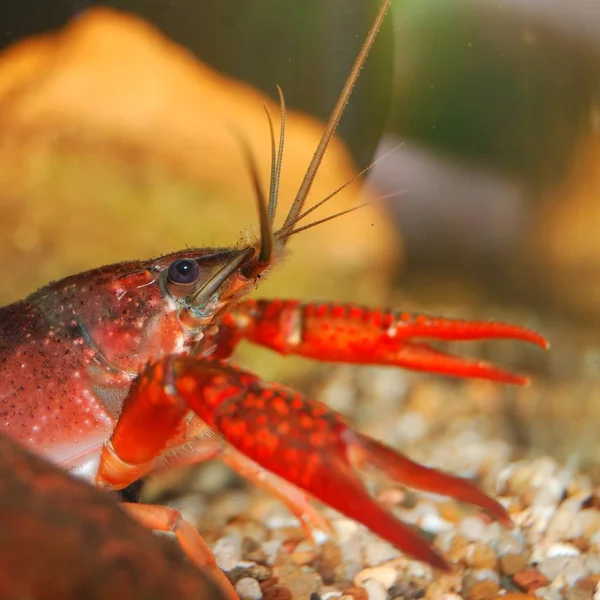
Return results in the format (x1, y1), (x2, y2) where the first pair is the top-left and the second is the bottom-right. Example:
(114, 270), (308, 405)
(167, 259), (201, 286)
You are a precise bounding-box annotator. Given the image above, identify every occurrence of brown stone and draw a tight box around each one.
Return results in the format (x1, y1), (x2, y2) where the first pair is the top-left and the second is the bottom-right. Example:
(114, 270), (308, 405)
(499, 553), (529, 576)
(467, 580), (500, 600)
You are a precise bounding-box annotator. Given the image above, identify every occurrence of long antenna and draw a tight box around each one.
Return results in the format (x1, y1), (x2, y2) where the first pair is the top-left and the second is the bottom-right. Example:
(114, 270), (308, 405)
(279, 0), (392, 234)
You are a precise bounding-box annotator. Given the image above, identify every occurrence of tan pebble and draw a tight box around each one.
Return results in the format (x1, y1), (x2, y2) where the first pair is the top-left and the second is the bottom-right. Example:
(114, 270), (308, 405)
(499, 553), (529, 576)
(291, 541), (319, 566)
(242, 537), (268, 564)
(273, 527), (306, 543)
(447, 533), (470, 563)
(576, 575), (600, 592)
(439, 501), (463, 524)
(466, 580), (499, 600)
(363, 539), (400, 566)
(317, 540), (342, 584)
(467, 543), (498, 569)
(275, 559), (322, 596)
(570, 536), (591, 553)
(512, 568), (549, 591)
(354, 566), (397, 590)
(563, 588), (594, 600)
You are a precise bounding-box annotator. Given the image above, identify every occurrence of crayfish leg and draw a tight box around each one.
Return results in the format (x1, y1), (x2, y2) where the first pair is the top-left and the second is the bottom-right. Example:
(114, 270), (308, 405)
(122, 503), (238, 600)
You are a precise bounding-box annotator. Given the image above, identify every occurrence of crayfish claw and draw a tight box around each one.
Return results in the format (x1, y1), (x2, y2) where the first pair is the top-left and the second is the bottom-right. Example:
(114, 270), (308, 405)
(388, 342), (532, 385)
(346, 431), (511, 526)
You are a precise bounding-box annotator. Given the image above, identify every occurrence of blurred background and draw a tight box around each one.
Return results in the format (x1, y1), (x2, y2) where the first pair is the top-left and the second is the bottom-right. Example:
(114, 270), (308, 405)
(0, 0), (599, 477)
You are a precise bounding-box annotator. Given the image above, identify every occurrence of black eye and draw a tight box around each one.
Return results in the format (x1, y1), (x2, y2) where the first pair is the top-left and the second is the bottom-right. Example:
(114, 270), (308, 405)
(167, 259), (200, 285)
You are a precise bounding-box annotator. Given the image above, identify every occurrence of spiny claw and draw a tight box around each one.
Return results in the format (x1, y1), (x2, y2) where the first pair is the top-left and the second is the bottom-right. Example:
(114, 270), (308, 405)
(379, 342), (532, 385)
(347, 432), (511, 526)
(227, 300), (549, 384)
(172, 359), (510, 571)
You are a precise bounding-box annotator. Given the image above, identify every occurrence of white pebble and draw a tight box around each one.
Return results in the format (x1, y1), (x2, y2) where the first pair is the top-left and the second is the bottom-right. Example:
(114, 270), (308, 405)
(212, 535), (242, 572)
(420, 513), (454, 535)
(405, 561), (434, 581)
(334, 518), (360, 543)
(362, 579), (387, 600)
(261, 540), (283, 566)
(546, 496), (588, 542)
(538, 556), (586, 584)
(545, 542), (581, 559)
(354, 566), (398, 590)
(534, 586), (563, 600)
(235, 578), (263, 600)
(396, 411), (428, 442)
(363, 539), (400, 567)
(434, 531), (457, 554)
(584, 554), (600, 574)
(459, 516), (487, 541)
(466, 568), (500, 584)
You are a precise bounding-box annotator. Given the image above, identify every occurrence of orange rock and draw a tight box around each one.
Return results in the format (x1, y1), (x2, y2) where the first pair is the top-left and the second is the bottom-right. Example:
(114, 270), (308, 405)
(512, 568), (549, 592)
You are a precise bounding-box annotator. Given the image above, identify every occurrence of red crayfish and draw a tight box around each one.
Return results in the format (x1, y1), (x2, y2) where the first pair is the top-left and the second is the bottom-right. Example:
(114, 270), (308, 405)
(0, 0), (547, 595)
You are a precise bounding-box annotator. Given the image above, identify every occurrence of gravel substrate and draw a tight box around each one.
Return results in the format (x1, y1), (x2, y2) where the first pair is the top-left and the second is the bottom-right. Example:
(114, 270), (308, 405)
(143, 325), (600, 600)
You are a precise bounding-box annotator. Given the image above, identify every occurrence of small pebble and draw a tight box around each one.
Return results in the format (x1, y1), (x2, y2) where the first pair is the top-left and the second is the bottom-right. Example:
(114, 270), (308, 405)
(361, 579), (387, 600)
(262, 587), (292, 600)
(499, 553), (529, 576)
(584, 555), (600, 574)
(213, 534), (243, 571)
(466, 580), (500, 600)
(533, 587), (562, 600)
(354, 566), (397, 590)
(363, 538), (400, 566)
(261, 540), (283, 566)
(512, 568), (549, 591)
(341, 587), (368, 600)
(276, 561), (322, 600)
(537, 556), (585, 584)
(236, 578), (263, 600)
(460, 517), (487, 542)
(564, 588), (594, 600)
(291, 541), (319, 566)
(544, 542), (581, 558)
(493, 531), (526, 556)
(467, 542), (498, 569)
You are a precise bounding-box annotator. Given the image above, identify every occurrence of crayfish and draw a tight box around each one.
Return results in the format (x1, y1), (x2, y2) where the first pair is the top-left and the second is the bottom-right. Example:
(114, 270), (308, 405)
(0, 0), (548, 595)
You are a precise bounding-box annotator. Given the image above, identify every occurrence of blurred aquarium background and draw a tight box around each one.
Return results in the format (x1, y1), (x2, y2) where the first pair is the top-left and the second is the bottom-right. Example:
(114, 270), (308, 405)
(1, 0), (599, 473)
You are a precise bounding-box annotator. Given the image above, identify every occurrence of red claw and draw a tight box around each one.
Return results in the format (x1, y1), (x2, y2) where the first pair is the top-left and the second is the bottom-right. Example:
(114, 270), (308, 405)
(222, 300), (549, 384)
(170, 358), (510, 571)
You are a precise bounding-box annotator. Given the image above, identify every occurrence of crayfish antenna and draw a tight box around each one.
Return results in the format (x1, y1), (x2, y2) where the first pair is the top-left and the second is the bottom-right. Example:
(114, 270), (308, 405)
(233, 131), (274, 270)
(278, 0), (393, 236)
(265, 85), (286, 226)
